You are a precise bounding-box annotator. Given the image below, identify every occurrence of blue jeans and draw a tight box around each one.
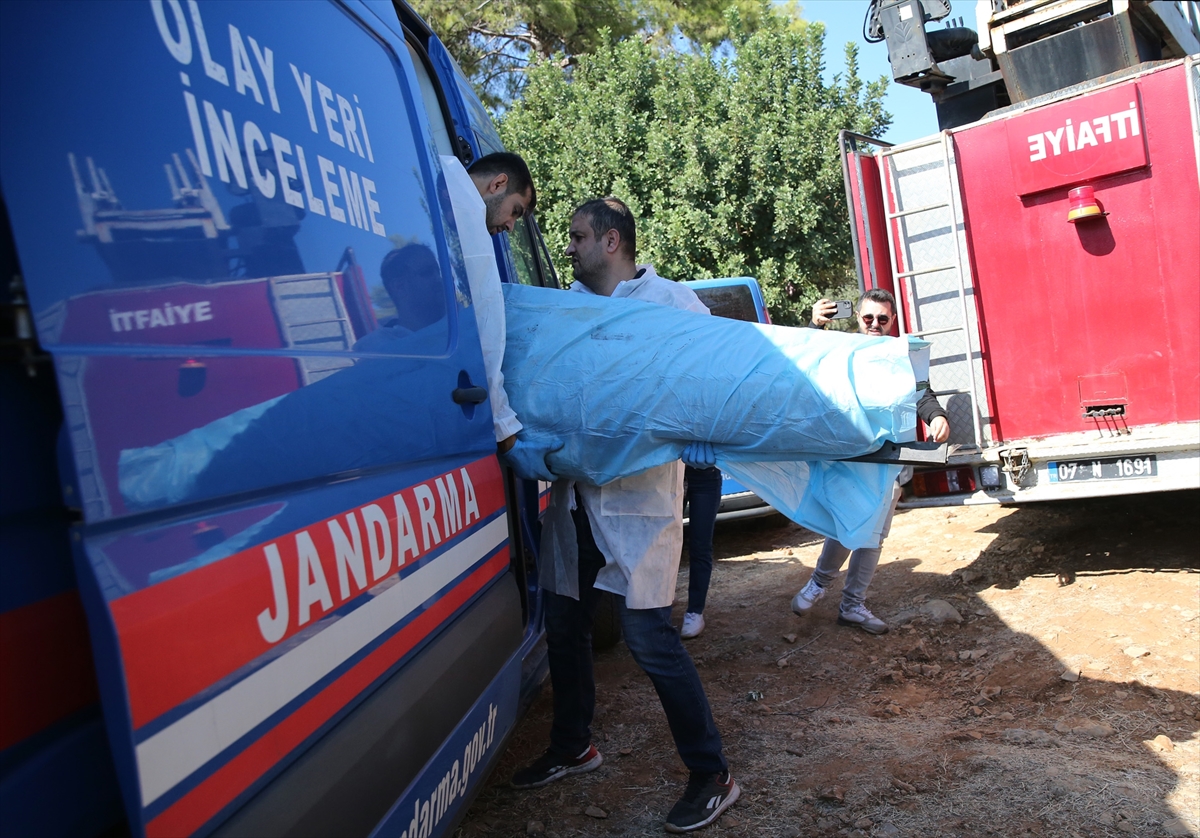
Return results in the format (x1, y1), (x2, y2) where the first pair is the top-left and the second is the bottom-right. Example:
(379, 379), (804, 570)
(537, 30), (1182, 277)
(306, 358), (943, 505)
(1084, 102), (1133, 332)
(811, 482), (901, 609)
(684, 465), (722, 615)
(543, 499), (727, 776)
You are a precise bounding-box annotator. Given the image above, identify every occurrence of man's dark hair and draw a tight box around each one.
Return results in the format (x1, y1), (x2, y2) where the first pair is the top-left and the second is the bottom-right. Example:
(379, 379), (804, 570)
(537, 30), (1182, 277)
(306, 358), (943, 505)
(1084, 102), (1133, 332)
(573, 197), (636, 259)
(467, 152), (536, 210)
(859, 287), (896, 312)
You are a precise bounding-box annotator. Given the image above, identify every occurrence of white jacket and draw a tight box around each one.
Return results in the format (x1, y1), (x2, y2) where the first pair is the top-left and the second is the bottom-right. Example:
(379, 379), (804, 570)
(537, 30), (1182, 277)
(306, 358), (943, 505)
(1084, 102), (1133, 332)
(440, 156), (522, 442)
(542, 266), (709, 608)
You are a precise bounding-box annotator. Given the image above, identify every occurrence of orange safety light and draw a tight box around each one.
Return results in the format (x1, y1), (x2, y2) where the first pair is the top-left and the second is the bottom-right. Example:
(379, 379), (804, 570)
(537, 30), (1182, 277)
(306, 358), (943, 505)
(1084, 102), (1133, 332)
(1067, 185), (1103, 222)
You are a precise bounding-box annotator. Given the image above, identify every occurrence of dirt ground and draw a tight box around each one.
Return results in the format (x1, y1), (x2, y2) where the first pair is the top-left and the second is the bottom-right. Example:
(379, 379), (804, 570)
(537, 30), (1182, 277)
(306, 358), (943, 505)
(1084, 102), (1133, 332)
(458, 489), (1199, 838)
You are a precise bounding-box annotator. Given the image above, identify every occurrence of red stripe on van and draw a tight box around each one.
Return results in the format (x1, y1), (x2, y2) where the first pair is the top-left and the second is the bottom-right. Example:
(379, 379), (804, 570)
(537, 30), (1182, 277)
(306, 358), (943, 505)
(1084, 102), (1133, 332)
(0, 591), (100, 751)
(143, 549), (510, 838)
(113, 456), (505, 730)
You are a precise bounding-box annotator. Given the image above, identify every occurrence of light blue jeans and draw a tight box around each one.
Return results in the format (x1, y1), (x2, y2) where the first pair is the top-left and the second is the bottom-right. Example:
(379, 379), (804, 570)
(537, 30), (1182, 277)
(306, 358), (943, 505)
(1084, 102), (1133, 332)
(810, 482), (902, 610)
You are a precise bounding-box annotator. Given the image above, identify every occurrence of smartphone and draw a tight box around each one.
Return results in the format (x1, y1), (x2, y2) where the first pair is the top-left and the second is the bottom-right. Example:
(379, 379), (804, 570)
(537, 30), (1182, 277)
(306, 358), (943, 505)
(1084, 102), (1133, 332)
(832, 300), (854, 320)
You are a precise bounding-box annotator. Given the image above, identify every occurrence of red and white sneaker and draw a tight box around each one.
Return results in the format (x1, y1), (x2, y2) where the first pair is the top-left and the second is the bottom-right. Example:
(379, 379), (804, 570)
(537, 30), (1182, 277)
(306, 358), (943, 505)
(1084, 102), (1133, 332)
(665, 770), (740, 832)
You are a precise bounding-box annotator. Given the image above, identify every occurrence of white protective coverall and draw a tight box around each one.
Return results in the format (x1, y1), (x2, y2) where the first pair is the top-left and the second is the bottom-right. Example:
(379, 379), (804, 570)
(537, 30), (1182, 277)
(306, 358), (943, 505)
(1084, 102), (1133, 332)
(439, 155), (522, 442)
(540, 266), (710, 609)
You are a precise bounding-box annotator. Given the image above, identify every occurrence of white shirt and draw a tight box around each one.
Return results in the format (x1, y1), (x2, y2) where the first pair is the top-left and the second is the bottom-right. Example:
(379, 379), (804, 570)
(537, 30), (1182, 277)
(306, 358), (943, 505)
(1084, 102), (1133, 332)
(544, 266), (710, 609)
(439, 155), (522, 442)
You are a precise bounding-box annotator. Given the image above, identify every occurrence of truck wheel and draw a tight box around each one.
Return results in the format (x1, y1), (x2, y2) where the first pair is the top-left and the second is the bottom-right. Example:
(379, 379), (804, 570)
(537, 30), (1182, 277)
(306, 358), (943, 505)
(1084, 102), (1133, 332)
(591, 590), (622, 651)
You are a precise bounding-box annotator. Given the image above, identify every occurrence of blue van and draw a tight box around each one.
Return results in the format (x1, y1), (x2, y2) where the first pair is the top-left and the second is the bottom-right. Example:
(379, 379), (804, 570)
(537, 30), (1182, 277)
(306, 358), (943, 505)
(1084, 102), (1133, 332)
(680, 278), (777, 523)
(0, 2), (562, 836)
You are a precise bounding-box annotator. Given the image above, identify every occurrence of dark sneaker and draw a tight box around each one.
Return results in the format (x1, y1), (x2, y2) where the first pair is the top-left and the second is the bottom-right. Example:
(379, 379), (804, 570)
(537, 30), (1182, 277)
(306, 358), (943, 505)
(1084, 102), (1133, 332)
(837, 603), (889, 635)
(510, 745), (602, 789)
(664, 771), (740, 833)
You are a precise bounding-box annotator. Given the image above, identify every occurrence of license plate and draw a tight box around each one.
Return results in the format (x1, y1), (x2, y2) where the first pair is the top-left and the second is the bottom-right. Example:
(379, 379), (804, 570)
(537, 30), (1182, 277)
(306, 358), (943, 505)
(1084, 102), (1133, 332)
(1047, 455), (1157, 483)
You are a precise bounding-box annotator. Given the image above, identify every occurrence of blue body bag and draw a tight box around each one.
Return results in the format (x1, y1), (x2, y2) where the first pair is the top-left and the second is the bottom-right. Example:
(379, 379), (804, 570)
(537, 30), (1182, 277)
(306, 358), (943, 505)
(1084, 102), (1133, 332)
(501, 284), (918, 548)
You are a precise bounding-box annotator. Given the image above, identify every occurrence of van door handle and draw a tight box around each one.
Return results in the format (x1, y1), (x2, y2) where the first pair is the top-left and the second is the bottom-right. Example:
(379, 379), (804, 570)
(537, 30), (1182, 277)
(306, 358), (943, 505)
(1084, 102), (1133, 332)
(452, 386), (488, 404)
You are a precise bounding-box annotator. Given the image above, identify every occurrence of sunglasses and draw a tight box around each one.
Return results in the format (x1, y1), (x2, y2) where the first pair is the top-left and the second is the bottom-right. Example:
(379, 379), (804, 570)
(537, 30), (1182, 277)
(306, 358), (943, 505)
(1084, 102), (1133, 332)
(860, 314), (891, 325)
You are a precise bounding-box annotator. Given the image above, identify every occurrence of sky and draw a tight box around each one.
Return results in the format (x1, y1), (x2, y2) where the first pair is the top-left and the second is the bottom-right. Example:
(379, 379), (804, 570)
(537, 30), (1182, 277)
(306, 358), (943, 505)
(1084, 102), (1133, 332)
(795, 0), (945, 143)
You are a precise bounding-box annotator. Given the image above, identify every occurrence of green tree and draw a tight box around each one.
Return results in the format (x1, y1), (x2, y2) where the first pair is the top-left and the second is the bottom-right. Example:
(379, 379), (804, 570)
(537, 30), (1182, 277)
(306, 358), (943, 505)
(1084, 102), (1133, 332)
(410, 1), (635, 106)
(637, 0), (776, 46)
(498, 8), (889, 325)
(410, 0), (776, 108)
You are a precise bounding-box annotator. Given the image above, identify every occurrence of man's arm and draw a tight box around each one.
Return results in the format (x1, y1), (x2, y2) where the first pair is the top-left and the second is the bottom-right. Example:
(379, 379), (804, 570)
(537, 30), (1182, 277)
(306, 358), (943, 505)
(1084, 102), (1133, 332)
(809, 298), (837, 329)
(917, 389), (950, 443)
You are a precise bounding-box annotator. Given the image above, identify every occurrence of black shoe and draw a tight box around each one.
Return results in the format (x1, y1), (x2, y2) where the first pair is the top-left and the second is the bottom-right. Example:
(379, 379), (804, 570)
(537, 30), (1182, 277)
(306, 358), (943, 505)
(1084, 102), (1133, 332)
(664, 770), (740, 833)
(510, 744), (602, 789)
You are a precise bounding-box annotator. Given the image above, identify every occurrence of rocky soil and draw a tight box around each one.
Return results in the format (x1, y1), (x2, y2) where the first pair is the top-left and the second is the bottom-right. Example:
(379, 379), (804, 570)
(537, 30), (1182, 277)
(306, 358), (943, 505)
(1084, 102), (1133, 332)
(458, 489), (1199, 838)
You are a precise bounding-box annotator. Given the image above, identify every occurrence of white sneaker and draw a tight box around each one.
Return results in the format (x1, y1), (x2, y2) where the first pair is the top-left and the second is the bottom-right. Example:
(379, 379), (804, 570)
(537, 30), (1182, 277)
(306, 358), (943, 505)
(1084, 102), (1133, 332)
(837, 603), (889, 635)
(681, 612), (706, 639)
(791, 578), (826, 615)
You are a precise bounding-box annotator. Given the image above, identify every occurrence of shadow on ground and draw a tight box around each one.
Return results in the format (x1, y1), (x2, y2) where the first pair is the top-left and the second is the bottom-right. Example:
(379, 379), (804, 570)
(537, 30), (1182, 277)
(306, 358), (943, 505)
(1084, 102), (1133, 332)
(956, 489), (1198, 589)
(457, 491), (1199, 838)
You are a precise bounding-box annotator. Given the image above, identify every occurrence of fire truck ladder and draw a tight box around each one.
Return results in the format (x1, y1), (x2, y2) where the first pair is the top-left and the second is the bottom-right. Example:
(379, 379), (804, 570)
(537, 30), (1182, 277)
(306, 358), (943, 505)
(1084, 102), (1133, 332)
(878, 132), (987, 451)
(268, 273), (357, 384)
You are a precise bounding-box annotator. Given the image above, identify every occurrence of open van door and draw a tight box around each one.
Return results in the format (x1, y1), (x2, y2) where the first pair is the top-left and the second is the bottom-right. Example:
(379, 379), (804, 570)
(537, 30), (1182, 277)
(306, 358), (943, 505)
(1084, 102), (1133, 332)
(0, 2), (532, 835)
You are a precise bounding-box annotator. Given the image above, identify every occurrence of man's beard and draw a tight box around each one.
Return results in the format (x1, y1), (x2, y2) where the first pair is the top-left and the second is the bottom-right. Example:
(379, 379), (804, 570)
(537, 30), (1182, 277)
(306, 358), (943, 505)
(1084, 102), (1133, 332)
(571, 254), (600, 286)
(482, 191), (506, 233)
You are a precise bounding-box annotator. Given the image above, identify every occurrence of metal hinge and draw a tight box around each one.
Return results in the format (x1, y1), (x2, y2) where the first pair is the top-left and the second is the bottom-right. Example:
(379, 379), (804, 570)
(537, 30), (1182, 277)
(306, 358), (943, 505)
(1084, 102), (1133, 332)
(455, 135), (475, 167)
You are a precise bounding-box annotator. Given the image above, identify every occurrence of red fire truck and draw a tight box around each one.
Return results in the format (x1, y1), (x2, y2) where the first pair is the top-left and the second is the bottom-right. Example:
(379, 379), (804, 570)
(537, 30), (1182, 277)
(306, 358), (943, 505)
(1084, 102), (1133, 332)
(844, 0), (1200, 505)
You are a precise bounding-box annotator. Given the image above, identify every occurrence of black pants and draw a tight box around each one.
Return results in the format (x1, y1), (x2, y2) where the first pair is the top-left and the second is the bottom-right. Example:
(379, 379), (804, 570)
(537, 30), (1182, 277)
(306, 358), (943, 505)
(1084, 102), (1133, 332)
(542, 499), (727, 775)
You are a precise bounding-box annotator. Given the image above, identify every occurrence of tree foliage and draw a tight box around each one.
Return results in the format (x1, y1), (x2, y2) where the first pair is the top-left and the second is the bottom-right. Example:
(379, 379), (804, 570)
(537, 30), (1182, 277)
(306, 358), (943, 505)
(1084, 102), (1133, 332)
(410, 0), (774, 107)
(638, 0), (774, 45)
(498, 8), (889, 325)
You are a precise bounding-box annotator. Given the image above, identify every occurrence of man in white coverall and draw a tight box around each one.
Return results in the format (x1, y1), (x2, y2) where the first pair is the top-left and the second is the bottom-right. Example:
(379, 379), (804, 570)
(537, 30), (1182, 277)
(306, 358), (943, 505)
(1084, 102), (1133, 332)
(438, 151), (560, 480)
(510, 198), (739, 834)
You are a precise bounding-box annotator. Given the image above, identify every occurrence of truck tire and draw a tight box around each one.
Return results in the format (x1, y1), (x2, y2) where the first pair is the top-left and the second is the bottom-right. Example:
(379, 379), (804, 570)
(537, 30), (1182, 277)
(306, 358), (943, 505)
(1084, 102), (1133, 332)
(591, 590), (622, 651)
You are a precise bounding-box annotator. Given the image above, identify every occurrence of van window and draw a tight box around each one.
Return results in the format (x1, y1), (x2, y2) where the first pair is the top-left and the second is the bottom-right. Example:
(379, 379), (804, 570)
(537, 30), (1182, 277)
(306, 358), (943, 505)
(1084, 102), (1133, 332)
(693, 285), (759, 322)
(530, 217), (561, 288)
(507, 216), (561, 288)
(1, 0), (452, 358)
(0, 0), (480, 519)
(508, 217), (541, 286)
(452, 73), (505, 155)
